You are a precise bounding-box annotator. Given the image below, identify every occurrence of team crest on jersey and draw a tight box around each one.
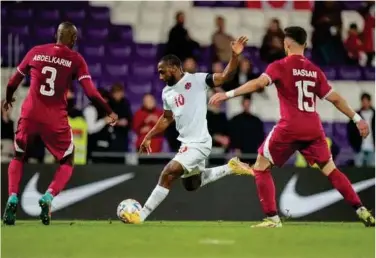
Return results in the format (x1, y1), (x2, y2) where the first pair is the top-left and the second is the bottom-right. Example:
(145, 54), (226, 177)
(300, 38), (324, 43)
(185, 82), (191, 90)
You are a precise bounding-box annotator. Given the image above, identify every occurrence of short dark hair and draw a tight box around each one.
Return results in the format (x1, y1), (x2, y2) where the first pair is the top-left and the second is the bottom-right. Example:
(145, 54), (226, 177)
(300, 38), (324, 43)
(361, 92), (371, 101)
(160, 54), (182, 68)
(284, 26), (307, 45)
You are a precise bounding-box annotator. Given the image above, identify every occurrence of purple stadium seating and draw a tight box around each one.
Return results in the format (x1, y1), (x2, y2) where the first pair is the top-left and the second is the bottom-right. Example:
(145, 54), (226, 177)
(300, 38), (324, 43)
(1, 7), (7, 19)
(64, 9), (86, 23)
(194, 1), (217, 7)
(217, 1), (244, 7)
(104, 63), (129, 78)
(131, 61), (156, 78)
(88, 7), (110, 22)
(33, 26), (55, 39)
(11, 8), (33, 20)
(134, 44), (158, 60)
(363, 67), (375, 81)
(84, 27), (109, 41)
(7, 25), (30, 37)
(38, 9), (61, 22)
(127, 78), (153, 95)
(106, 43), (133, 59)
(87, 62), (103, 77)
(81, 44), (106, 58)
(322, 66), (337, 80)
(111, 25), (133, 43)
(338, 66), (362, 80)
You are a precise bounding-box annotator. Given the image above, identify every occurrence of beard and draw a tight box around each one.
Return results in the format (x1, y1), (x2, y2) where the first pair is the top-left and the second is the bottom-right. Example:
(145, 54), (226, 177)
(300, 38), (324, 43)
(166, 77), (178, 86)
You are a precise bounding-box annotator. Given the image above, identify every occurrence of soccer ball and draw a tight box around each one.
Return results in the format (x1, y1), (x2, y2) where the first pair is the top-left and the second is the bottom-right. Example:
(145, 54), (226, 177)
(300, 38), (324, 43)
(117, 199), (142, 223)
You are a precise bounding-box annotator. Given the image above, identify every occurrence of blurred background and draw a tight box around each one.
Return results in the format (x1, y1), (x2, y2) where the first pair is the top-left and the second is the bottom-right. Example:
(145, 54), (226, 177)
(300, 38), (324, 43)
(1, 0), (375, 168)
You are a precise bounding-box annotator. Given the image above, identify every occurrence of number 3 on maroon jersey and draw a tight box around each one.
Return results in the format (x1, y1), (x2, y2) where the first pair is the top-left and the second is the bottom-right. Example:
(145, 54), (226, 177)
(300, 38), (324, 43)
(174, 94), (185, 107)
(40, 66), (57, 96)
(295, 80), (315, 112)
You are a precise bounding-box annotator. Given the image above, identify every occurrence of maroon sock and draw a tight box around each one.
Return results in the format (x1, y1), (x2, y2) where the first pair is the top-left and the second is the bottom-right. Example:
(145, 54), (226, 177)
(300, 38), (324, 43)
(254, 169), (277, 216)
(328, 169), (362, 209)
(8, 158), (24, 196)
(47, 164), (73, 196)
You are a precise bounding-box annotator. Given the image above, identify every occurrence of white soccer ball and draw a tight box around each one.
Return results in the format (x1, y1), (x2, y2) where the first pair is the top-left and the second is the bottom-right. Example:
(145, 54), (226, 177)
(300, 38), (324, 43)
(117, 199), (142, 223)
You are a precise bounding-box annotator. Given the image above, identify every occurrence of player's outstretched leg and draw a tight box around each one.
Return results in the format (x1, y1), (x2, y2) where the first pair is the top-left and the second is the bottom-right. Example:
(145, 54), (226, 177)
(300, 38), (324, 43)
(320, 160), (375, 227)
(3, 153), (25, 225)
(124, 161), (184, 224)
(199, 157), (253, 188)
(251, 155), (282, 228)
(39, 153), (74, 225)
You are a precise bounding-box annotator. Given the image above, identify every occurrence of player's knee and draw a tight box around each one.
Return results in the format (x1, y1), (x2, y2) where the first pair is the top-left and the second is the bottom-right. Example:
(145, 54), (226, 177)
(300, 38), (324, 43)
(159, 161), (183, 187)
(14, 151), (26, 162)
(253, 154), (272, 171)
(182, 175), (201, 191)
(318, 159), (336, 176)
(60, 152), (74, 166)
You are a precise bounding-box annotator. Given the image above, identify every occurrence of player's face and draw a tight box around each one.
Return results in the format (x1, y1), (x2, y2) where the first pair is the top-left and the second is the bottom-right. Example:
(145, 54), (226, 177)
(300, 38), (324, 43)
(158, 62), (177, 86)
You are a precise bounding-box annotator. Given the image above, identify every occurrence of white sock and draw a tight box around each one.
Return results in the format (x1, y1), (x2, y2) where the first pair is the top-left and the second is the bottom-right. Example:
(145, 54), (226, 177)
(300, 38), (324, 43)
(356, 206), (366, 215)
(200, 164), (232, 187)
(268, 215), (281, 223)
(139, 185), (169, 222)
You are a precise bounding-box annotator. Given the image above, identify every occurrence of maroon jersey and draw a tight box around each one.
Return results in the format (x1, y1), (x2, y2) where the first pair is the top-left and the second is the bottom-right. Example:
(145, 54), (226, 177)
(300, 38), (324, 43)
(263, 55), (333, 140)
(14, 43), (92, 124)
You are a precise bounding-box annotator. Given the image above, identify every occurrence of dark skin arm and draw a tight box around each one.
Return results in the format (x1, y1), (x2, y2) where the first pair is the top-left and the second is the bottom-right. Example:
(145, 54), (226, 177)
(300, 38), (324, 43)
(212, 36), (248, 87)
(139, 110), (174, 154)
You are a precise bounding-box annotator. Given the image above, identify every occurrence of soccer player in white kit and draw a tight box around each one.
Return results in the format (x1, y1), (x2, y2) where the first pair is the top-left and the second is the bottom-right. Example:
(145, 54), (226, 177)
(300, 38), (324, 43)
(124, 36), (252, 224)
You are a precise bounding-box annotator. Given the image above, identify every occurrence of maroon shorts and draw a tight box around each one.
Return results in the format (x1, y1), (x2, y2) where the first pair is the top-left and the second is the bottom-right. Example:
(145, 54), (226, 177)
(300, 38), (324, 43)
(14, 118), (73, 161)
(258, 126), (332, 167)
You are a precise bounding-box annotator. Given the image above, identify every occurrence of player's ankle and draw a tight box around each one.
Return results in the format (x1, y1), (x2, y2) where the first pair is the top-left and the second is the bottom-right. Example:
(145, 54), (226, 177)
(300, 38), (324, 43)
(267, 214), (281, 223)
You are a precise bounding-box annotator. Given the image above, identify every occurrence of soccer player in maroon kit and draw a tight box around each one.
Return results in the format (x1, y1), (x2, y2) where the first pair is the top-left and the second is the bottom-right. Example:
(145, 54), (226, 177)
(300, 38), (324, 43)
(210, 26), (375, 228)
(3, 22), (118, 225)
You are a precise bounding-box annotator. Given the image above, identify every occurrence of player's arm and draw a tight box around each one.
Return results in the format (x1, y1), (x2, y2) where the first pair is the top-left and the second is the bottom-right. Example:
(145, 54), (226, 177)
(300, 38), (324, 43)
(209, 74), (270, 104)
(317, 70), (369, 138)
(4, 48), (34, 110)
(144, 110), (174, 140)
(76, 55), (117, 125)
(139, 110), (174, 154)
(209, 61), (278, 104)
(208, 36), (248, 87)
(325, 91), (369, 138)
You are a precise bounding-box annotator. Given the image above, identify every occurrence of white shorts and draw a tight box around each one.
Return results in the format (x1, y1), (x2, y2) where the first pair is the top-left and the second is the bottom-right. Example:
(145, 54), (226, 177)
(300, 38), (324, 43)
(172, 141), (212, 178)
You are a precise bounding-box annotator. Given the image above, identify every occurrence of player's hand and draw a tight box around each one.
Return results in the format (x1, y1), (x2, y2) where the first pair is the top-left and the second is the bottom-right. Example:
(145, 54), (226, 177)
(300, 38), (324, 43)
(2, 98), (15, 111)
(209, 92), (228, 105)
(356, 119), (369, 138)
(106, 112), (118, 126)
(139, 137), (152, 155)
(231, 36), (248, 55)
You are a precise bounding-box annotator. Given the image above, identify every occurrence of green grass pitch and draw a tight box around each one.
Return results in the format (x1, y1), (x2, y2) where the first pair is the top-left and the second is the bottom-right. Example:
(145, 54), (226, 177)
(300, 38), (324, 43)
(2, 221), (375, 258)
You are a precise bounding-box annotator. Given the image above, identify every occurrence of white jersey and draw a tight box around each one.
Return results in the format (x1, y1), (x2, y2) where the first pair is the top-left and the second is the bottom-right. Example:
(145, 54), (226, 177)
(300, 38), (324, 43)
(162, 72), (212, 144)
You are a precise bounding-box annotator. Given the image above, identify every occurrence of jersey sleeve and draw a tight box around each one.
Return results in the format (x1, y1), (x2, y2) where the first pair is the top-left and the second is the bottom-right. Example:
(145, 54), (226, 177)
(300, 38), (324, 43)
(194, 72), (213, 89)
(162, 92), (171, 111)
(316, 69), (333, 99)
(75, 53), (92, 81)
(17, 47), (35, 76)
(262, 61), (281, 86)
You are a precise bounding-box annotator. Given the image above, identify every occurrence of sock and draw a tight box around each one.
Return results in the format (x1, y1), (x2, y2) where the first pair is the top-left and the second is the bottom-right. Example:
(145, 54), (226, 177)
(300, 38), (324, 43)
(254, 169), (277, 217)
(47, 164), (73, 196)
(327, 169), (362, 209)
(139, 185), (169, 221)
(42, 192), (54, 203)
(200, 164), (232, 187)
(8, 158), (24, 196)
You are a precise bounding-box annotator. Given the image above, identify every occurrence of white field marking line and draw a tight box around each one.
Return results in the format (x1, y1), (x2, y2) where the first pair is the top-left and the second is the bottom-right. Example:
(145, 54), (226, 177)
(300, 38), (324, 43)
(199, 239), (236, 245)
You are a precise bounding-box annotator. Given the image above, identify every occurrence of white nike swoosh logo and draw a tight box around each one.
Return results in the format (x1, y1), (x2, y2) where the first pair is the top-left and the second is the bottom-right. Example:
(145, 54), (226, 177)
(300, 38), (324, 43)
(279, 174), (375, 218)
(21, 172), (134, 216)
